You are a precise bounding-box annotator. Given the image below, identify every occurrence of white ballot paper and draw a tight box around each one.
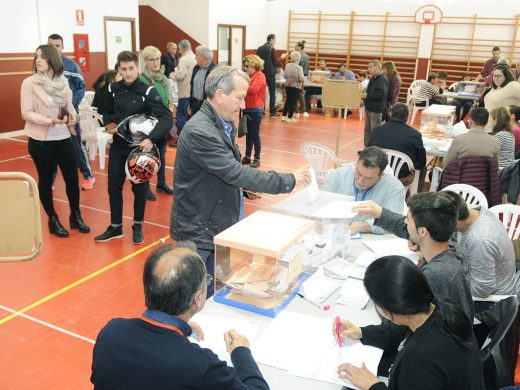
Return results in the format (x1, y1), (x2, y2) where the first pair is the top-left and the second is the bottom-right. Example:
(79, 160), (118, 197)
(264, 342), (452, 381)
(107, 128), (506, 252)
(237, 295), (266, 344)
(363, 238), (418, 263)
(313, 200), (362, 219)
(254, 312), (383, 389)
(307, 167), (319, 202)
(190, 313), (259, 367)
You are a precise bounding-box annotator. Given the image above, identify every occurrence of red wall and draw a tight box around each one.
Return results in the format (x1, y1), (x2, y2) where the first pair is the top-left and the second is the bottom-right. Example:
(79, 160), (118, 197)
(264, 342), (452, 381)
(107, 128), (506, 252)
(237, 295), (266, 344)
(139, 5), (200, 52)
(0, 52), (106, 133)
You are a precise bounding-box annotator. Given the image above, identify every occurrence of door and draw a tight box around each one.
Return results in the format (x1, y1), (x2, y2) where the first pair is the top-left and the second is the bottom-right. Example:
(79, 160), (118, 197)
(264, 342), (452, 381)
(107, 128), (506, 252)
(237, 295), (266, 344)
(104, 17), (136, 69)
(217, 25), (246, 66)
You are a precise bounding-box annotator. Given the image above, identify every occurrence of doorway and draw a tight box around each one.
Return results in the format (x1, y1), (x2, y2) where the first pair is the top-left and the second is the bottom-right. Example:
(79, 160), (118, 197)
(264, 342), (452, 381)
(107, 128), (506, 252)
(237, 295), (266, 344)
(104, 17), (136, 69)
(217, 25), (246, 67)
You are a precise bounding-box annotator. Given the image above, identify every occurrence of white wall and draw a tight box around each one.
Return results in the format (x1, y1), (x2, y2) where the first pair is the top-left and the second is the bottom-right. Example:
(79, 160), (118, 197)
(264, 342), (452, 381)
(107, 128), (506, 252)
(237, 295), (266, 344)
(0, 0), (140, 53)
(139, 0), (209, 46)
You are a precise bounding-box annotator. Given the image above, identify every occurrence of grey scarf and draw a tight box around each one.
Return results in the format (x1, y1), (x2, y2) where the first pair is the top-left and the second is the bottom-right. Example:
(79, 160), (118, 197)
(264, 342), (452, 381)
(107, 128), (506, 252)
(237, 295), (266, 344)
(34, 72), (69, 107)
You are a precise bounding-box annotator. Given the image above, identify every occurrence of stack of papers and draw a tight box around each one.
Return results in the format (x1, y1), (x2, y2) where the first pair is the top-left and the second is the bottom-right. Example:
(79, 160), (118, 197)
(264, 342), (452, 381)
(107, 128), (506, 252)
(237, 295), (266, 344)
(324, 251), (377, 280)
(300, 267), (341, 302)
(189, 313), (260, 367)
(336, 278), (370, 309)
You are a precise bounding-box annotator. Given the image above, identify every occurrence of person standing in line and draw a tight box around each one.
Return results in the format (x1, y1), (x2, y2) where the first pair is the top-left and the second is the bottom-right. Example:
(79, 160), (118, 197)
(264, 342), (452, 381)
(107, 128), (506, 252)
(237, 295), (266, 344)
(294, 41), (309, 118)
(281, 51), (305, 123)
(21, 44), (90, 237)
(48, 33), (95, 190)
(361, 60), (389, 145)
(256, 34), (278, 117)
(241, 54), (266, 168)
(169, 39), (196, 146)
(189, 46), (216, 116)
(94, 51), (173, 245)
(161, 42), (178, 78)
(382, 61), (402, 122)
(139, 46), (176, 201)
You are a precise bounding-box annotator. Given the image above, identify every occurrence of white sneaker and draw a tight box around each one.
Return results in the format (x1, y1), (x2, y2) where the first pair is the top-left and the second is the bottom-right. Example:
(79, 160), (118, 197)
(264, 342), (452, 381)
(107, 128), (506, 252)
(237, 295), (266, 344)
(303, 112), (310, 118)
(281, 116), (287, 122)
(294, 113), (300, 118)
(286, 118), (297, 123)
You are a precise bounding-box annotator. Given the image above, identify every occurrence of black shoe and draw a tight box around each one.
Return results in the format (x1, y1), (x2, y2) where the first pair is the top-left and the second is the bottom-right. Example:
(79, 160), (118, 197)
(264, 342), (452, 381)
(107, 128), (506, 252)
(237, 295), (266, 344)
(132, 224), (144, 245)
(146, 187), (157, 201)
(156, 183), (174, 195)
(250, 159), (260, 168)
(241, 156), (251, 165)
(69, 210), (90, 233)
(270, 112), (278, 117)
(49, 215), (69, 238)
(95, 225), (123, 242)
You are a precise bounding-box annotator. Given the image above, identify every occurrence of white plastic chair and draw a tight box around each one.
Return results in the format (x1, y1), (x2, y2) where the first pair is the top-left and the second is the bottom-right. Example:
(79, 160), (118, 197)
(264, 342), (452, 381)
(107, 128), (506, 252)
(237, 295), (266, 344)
(407, 80), (429, 126)
(442, 183), (488, 209)
(383, 149), (420, 197)
(78, 108), (112, 169)
(79, 91), (96, 109)
(489, 204), (520, 240)
(300, 142), (343, 185)
(430, 166), (443, 192)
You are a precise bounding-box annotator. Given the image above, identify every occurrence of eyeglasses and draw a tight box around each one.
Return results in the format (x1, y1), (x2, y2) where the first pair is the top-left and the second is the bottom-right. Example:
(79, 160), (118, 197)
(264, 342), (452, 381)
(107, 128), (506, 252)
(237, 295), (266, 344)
(205, 273), (213, 287)
(146, 57), (161, 62)
(493, 74), (505, 78)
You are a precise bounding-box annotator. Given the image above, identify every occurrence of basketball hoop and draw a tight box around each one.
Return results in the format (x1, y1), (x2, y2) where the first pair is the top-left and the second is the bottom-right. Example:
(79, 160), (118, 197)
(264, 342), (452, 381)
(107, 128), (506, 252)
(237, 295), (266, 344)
(415, 5), (442, 24)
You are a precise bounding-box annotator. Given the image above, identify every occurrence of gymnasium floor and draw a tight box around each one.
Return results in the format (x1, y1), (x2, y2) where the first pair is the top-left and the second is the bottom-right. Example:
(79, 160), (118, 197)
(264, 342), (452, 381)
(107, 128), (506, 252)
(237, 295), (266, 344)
(0, 112), (366, 389)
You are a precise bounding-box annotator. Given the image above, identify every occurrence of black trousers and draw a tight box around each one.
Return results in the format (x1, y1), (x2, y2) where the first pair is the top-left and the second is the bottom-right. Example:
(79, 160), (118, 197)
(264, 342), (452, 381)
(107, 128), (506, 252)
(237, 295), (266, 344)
(190, 98), (204, 117)
(28, 137), (80, 218)
(265, 73), (276, 115)
(283, 87), (300, 118)
(108, 143), (147, 225)
(244, 109), (263, 160)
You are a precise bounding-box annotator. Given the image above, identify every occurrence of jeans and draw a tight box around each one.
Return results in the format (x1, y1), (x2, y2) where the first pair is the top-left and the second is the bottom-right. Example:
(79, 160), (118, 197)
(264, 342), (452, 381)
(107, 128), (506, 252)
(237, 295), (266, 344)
(28, 137), (80, 218)
(176, 97), (190, 135)
(283, 87), (300, 118)
(107, 143), (147, 225)
(244, 109), (263, 160)
(454, 99), (473, 121)
(265, 73), (276, 115)
(364, 111), (383, 145)
(71, 109), (93, 180)
(197, 249), (215, 297)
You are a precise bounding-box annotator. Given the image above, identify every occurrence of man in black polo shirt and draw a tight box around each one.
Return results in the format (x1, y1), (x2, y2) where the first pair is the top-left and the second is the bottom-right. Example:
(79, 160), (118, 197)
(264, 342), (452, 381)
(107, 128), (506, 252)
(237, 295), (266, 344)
(94, 51), (173, 245)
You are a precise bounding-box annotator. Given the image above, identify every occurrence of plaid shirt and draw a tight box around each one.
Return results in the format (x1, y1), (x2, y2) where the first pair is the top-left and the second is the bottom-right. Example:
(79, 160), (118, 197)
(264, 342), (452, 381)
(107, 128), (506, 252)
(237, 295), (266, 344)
(192, 67), (209, 101)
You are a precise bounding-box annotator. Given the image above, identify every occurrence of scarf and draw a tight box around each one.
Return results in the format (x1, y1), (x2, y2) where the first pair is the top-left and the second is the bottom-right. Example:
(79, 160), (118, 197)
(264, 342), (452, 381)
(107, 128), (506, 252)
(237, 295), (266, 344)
(143, 66), (175, 105)
(33, 72), (69, 107)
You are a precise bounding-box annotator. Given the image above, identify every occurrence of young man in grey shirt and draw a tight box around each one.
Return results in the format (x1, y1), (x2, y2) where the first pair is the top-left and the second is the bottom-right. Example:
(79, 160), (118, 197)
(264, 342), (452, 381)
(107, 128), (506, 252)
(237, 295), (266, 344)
(353, 192), (474, 320)
(444, 191), (516, 298)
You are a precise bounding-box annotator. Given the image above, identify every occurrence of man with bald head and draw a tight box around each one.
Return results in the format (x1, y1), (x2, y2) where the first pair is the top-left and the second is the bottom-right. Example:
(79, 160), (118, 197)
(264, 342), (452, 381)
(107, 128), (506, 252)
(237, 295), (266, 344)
(91, 242), (268, 390)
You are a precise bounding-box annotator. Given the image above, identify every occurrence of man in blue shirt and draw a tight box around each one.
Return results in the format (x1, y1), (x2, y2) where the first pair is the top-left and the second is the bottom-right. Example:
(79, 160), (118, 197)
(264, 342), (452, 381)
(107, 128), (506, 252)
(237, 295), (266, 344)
(48, 34), (95, 190)
(91, 242), (269, 390)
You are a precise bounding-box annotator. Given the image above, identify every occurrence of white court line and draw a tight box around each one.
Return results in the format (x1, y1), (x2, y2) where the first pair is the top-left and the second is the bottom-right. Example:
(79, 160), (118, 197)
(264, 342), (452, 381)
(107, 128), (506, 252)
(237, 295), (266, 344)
(53, 198), (170, 229)
(0, 155), (31, 164)
(6, 137), (28, 143)
(0, 304), (95, 344)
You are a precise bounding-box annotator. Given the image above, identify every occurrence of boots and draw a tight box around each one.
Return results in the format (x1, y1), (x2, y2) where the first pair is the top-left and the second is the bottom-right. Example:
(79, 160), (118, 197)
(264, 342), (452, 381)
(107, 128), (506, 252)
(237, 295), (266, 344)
(49, 215), (69, 238)
(70, 210), (90, 233)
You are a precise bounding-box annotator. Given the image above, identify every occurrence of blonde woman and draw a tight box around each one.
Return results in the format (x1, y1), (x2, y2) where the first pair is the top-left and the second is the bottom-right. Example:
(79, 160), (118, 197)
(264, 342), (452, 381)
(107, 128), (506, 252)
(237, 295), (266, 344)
(20, 44), (89, 237)
(241, 54), (266, 168)
(140, 45), (175, 198)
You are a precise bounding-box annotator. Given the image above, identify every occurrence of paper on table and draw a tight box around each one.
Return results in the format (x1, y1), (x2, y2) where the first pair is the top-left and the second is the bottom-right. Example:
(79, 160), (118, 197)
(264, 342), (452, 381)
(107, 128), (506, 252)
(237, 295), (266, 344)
(190, 313), (259, 367)
(314, 200), (362, 219)
(300, 267), (341, 302)
(336, 278), (370, 309)
(363, 238), (416, 259)
(307, 167), (319, 203)
(323, 257), (366, 280)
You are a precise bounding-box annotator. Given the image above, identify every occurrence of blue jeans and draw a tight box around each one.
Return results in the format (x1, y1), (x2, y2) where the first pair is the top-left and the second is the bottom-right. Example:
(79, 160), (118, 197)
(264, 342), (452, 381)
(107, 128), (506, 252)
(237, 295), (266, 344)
(244, 109), (263, 160)
(454, 99), (473, 121)
(197, 249), (215, 297)
(176, 98), (190, 135)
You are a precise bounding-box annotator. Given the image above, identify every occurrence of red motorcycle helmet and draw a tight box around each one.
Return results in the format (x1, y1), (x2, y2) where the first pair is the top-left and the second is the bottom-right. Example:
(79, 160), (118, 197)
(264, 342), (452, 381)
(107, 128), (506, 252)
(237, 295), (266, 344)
(125, 145), (161, 184)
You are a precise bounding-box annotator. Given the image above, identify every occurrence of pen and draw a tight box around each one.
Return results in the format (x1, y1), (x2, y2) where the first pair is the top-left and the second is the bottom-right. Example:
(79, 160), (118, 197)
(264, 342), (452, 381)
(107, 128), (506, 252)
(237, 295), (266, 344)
(297, 293), (330, 311)
(335, 316), (343, 346)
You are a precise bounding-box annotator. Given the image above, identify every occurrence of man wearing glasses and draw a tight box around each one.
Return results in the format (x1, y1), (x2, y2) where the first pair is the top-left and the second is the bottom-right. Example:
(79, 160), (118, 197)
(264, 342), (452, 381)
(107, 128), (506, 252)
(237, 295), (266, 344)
(170, 65), (296, 296)
(91, 242), (269, 390)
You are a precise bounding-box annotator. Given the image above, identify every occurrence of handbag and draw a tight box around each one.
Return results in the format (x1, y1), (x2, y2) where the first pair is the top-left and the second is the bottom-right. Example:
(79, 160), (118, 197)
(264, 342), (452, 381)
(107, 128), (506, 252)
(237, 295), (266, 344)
(238, 112), (248, 138)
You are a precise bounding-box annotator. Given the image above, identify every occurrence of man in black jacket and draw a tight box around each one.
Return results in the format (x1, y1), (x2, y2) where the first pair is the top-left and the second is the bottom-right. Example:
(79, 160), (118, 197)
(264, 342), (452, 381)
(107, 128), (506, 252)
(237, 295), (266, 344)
(94, 51), (173, 245)
(170, 65), (296, 296)
(256, 34), (278, 117)
(362, 60), (389, 145)
(91, 242), (269, 390)
(190, 46), (216, 116)
(368, 103), (426, 181)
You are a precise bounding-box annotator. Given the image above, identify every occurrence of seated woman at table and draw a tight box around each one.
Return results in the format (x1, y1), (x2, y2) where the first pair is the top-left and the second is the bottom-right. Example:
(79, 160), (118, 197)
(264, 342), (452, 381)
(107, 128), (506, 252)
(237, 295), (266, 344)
(490, 106), (516, 171)
(450, 73), (474, 123)
(416, 72), (443, 106)
(334, 256), (484, 390)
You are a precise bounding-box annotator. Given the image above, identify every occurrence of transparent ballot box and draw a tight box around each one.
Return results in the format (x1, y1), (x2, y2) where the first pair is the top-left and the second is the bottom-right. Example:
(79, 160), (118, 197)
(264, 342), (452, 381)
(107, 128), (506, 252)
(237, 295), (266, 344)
(270, 189), (354, 268)
(309, 70), (330, 83)
(213, 210), (314, 317)
(420, 104), (456, 139)
(457, 81), (485, 96)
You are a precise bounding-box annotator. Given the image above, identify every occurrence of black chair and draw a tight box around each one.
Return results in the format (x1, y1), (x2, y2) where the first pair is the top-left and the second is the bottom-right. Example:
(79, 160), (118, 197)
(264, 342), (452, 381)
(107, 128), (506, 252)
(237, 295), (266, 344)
(475, 296), (520, 390)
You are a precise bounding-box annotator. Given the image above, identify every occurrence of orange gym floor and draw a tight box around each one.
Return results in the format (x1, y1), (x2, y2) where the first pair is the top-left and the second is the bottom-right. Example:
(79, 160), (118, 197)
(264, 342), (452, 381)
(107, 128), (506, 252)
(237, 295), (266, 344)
(0, 113), (366, 389)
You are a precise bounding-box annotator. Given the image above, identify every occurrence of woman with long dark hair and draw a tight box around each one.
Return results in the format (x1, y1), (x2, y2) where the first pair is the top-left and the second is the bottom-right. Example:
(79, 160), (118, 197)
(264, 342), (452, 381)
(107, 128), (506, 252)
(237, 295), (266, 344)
(382, 61), (401, 122)
(335, 256), (484, 390)
(21, 45), (90, 237)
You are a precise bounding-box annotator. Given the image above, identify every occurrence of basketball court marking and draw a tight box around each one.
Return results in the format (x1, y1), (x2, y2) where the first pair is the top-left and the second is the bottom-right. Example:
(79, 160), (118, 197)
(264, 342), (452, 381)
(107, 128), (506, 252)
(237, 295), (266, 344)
(0, 235), (169, 325)
(0, 304), (96, 344)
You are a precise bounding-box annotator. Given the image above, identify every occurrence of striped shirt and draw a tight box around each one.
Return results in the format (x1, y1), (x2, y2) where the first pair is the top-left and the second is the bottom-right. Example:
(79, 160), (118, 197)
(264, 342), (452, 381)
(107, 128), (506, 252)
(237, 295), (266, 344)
(192, 67), (209, 101)
(416, 81), (440, 102)
(495, 130), (516, 169)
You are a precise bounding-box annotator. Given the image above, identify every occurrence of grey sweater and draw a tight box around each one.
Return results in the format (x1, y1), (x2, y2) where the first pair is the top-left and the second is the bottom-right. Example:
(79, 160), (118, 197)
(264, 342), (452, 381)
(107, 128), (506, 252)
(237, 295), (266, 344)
(451, 207), (516, 297)
(375, 209), (474, 320)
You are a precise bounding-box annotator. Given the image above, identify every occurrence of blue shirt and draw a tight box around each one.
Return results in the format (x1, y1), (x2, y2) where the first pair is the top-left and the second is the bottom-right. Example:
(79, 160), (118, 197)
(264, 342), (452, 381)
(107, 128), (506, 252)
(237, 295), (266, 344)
(62, 54), (86, 107)
(322, 164), (405, 234)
